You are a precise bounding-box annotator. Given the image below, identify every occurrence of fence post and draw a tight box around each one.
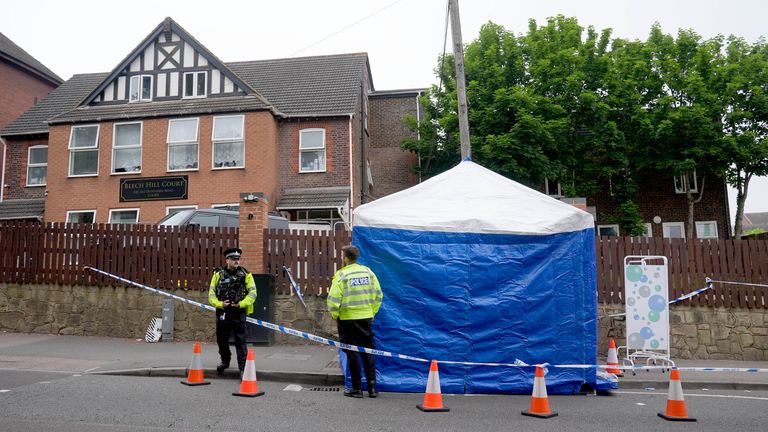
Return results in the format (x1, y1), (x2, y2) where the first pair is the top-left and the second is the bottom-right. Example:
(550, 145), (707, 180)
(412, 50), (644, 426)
(239, 192), (268, 273)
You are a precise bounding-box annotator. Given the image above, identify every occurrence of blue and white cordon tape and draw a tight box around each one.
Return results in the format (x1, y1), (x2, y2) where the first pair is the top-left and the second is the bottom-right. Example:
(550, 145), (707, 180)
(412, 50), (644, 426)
(85, 267), (768, 373)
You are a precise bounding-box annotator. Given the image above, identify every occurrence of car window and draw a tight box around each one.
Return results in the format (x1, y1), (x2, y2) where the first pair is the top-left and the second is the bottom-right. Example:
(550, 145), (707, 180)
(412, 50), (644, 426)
(188, 213), (219, 228)
(157, 210), (191, 226)
(222, 215), (238, 228)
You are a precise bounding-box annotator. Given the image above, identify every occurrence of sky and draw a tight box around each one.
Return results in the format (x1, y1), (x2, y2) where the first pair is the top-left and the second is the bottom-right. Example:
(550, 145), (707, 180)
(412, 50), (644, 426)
(2, 0), (767, 220)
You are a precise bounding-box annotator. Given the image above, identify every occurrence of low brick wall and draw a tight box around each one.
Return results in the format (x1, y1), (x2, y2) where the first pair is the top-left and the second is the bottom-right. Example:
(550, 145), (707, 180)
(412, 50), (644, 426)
(3, 283), (766, 360)
(598, 305), (768, 361)
(0, 283), (335, 344)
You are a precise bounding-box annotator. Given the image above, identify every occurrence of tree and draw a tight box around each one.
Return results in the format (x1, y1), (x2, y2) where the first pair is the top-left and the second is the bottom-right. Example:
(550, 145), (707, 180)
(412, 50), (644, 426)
(722, 37), (768, 238)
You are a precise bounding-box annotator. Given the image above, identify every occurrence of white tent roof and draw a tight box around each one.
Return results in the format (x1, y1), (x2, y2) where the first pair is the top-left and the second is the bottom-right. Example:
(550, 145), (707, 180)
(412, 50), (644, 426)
(354, 160), (594, 235)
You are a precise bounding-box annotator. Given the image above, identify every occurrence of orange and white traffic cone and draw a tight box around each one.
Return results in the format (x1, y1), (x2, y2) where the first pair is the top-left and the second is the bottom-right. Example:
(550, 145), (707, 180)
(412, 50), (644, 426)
(521, 365), (558, 419)
(606, 339), (623, 376)
(180, 341), (210, 386)
(658, 369), (696, 422)
(416, 360), (449, 412)
(233, 348), (264, 397)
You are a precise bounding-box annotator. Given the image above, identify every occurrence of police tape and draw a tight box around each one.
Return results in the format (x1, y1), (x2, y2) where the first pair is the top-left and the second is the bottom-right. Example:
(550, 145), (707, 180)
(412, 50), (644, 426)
(602, 279), (714, 319)
(85, 267), (768, 373)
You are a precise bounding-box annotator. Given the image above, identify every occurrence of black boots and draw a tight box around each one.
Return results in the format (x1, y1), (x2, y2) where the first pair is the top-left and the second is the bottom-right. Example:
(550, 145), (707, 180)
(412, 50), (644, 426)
(216, 362), (229, 375)
(343, 388), (363, 398)
(368, 381), (379, 398)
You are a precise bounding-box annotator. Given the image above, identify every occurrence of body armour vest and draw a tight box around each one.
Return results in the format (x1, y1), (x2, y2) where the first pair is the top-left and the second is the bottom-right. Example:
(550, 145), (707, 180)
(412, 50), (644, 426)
(216, 267), (248, 304)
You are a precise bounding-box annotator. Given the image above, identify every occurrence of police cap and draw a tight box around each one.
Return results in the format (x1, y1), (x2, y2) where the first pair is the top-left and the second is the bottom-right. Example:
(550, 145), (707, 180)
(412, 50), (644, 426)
(224, 247), (242, 259)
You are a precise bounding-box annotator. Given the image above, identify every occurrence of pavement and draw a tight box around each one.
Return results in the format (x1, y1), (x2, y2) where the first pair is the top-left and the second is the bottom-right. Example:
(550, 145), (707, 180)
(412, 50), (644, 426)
(1, 331), (767, 391)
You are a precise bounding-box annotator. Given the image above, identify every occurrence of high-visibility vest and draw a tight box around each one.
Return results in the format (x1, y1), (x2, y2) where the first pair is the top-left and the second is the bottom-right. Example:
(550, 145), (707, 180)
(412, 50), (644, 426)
(208, 267), (257, 315)
(327, 263), (383, 320)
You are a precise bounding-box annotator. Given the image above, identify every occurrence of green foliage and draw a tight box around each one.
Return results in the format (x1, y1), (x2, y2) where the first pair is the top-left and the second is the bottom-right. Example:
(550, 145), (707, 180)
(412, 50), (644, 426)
(403, 16), (766, 236)
(607, 200), (647, 236)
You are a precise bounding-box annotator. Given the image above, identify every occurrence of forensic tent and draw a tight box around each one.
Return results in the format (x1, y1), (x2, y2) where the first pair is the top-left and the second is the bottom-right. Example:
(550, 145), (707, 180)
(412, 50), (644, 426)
(350, 160), (598, 394)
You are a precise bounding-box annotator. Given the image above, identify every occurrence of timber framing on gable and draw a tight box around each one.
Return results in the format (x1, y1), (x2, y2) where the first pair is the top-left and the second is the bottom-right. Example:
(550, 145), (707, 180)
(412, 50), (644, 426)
(79, 17), (269, 108)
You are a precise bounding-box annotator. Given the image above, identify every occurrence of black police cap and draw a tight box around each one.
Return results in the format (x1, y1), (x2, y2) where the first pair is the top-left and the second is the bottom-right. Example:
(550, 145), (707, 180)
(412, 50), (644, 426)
(224, 247), (242, 259)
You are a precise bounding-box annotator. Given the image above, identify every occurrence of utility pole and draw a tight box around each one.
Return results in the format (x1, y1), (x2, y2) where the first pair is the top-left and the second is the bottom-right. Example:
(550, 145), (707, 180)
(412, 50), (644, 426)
(449, 0), (471, 159)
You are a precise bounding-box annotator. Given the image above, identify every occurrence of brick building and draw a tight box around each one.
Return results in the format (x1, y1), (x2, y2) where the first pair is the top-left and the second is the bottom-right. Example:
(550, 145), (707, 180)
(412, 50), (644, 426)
(0, 17), (421, 226)
(0, 32), (63, 216)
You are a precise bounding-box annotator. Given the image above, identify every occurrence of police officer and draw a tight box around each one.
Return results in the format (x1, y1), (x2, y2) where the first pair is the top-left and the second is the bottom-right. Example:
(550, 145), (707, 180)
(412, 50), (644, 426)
(209, 247), (256, 377)
(327, 245), (383, 398)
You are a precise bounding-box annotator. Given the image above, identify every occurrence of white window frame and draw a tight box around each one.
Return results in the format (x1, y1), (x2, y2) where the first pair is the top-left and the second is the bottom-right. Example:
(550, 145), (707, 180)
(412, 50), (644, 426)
(183, 71), (207, 98)
(66, 210), (96, 223)
(167, 118), (200, 172)
(212, 115), (245, 169)
(695, 221), (719, 239)
(129, 74), (153, 102)
(108, 208), (140, 224)
(299, 128), (326, 173)
(662, 222), (685, 239)
(68, 124), (100, 177)
(111, 121), (143, 175)
(597, 224), (620, 237)
(166, 205), (198, 215)
(674, 171), (698, 194)
(212, 203), (239, 210)
(26, 145), (47, 186)
(642, 223), (653, 237)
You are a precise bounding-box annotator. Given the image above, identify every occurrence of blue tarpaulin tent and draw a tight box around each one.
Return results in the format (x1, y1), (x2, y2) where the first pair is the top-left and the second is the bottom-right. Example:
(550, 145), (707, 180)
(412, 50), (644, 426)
(348, 160), (598, 394)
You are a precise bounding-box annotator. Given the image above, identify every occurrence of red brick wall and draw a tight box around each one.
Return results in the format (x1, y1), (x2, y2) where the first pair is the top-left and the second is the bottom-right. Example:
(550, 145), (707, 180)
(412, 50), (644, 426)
(368, 94), (419, 199)
(589, 171), (731, 239)
(0, 61), (57, 130)
(45, 111), (279, 223)
(276, 117), (351, 199)
(2, 136), (47, 200)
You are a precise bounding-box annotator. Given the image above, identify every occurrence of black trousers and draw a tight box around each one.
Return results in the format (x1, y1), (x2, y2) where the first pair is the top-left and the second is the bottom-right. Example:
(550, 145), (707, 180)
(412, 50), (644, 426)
(337, 318), (376, 389)
(215, 309), (247, 371)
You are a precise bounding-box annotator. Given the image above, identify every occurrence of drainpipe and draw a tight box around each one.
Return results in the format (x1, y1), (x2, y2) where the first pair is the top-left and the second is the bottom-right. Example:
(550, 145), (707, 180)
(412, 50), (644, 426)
(348, 115), (354, 219)
(0, 137), (6, 202)
(359, 81), (366, 205)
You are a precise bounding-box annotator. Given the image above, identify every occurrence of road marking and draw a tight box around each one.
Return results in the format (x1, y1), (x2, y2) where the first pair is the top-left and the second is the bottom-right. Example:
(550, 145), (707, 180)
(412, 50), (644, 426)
(84, 367), (100, 373)
(635, 402), (646, 406)
(0, 389), (10, 393)
(615, 391), (768, 401)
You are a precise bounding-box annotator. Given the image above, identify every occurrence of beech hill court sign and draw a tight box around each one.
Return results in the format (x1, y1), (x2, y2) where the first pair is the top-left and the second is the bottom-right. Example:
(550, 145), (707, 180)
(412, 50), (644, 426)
(119, 176), (188, 202)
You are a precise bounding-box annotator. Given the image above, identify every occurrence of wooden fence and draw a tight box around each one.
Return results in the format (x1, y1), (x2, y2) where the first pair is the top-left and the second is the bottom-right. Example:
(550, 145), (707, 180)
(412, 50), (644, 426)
(597, 237), (768, 308)
(1, 222), (766, 308)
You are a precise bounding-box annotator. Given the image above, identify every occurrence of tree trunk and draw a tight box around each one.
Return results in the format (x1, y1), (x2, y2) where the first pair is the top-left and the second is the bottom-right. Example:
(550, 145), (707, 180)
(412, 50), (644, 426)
(686, 175), (707, 239)
(733, 172), (752, 239)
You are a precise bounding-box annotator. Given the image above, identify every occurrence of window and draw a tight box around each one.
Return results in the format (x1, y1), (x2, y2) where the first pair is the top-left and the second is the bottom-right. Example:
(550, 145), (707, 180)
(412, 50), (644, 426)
(167, 118), (199, 171)
(112, 122), (142, 174)
(695, 221), (718, 239)
(66, 210), (96, 223)
(109, 208), (140, 224)
(188, 212), (219, 228)
(545, 178), (562, 197)
(129, 75), (152, 102)
(299, 128), (325, 172)
(212, 203), (239, 211)
(68, 125), (99, 176)
(674, 171), (698, 194)
(166, 205), (197, 216)
(663, 222), (685, 239)
(598, 224), (619, 237)
(212, 115), (244, 168)
(184, 71), (207, 98)
(26, 145), (47, 186)
(642, 223), (653, 237)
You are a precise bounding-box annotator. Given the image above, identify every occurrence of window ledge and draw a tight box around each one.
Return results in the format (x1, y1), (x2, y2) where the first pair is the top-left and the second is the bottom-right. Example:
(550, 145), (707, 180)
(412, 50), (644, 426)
(212, 166), (245, 170)
(299, 170), (327, 174)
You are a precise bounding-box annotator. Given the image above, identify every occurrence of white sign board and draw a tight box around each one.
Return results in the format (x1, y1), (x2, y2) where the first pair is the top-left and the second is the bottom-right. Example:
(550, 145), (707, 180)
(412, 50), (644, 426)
(624, 258), (669, 351)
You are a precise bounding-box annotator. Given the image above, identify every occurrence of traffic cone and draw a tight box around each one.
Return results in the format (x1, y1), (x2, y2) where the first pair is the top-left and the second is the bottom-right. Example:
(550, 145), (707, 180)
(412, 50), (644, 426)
(658, 369), (696, 422)
(606, 339), (623, 376)
(521, 365), (558, 419)
(416, 360), (449, 412)
(181, 341), (210, 386)
(233, 348), (264, 397)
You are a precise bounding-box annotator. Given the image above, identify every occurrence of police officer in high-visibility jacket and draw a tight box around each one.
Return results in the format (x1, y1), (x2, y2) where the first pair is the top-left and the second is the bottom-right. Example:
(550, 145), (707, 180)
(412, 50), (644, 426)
(208, 247), (256, 378)
(327, 245), (383, 398)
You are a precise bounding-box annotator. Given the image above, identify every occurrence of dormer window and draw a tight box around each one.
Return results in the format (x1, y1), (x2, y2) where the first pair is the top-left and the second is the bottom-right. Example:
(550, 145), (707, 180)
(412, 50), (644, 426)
(129, 75), (152, 102)
(184, 71), (207, 98)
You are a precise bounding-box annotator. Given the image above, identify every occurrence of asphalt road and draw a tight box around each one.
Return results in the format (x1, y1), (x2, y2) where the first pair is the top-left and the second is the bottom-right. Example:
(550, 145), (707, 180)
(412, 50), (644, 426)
(0, 372), (766, 432)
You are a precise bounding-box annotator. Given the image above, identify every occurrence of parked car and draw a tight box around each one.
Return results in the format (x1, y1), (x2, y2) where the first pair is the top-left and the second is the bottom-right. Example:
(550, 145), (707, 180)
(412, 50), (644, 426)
(157, 208), (289, 230)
